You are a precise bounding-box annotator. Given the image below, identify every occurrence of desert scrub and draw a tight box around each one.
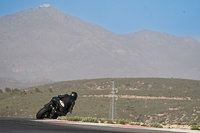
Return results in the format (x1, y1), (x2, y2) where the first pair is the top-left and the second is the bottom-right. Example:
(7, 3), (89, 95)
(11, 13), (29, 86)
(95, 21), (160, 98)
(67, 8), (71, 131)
(191, 125), (199, 130)
(190, 122), (197, 126)
(57, 116), (67, 120)
(107, 119), (115, 124)
(57, 116), (83, 121)
(190, 122), (199, 130)
(149, 123), (163, 128)
(118, 119), (126, 125)
(162, 123), (167, 126)
(99, 118), (107, 123)
(141, 123), (147, 126)
(82, 117), (98, 123)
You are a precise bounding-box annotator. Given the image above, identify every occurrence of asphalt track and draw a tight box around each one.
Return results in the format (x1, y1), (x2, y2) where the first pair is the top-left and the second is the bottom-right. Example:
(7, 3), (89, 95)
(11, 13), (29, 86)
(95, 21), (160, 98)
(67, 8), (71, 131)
(0, 118), (198, 133)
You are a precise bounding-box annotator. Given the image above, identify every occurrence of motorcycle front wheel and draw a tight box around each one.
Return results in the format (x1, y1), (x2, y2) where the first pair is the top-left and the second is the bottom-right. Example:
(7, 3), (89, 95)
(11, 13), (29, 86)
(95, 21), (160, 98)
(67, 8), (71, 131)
(36, 107), (51, 119)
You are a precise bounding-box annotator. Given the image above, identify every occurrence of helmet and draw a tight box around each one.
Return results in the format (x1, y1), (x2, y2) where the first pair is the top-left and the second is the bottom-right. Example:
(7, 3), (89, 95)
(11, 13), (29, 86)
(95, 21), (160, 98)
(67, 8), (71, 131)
(70, 92), (78, 101)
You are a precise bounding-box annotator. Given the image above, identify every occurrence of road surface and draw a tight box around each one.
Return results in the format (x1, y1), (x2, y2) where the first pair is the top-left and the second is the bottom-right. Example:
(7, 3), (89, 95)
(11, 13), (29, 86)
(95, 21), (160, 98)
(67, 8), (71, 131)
(0, 118), (196, 133)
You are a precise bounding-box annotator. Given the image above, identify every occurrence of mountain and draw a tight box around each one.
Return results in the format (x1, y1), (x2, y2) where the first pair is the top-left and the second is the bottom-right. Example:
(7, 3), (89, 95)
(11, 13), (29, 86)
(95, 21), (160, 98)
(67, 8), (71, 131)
(0, 6), (200, 89)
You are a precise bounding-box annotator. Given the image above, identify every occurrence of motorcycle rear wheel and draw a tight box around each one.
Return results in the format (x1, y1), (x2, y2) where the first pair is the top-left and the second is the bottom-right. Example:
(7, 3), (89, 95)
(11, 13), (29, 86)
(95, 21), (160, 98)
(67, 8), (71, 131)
(36, 107), (51, 119)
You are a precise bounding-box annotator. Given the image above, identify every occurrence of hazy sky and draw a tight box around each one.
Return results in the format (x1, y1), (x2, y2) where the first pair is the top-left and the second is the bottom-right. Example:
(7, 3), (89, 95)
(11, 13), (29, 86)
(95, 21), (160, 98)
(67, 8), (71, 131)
(0, 0), (200, 41)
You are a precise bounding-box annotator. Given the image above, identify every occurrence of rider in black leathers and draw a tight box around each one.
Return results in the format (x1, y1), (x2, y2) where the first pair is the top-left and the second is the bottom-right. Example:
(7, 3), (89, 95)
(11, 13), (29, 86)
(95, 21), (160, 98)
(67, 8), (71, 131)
(50, 92), (78, 118)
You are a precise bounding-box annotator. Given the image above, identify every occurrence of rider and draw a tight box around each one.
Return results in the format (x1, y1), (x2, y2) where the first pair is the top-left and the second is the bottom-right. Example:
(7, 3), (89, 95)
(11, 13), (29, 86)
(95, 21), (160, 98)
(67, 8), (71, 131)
(51, 92), (78, 118)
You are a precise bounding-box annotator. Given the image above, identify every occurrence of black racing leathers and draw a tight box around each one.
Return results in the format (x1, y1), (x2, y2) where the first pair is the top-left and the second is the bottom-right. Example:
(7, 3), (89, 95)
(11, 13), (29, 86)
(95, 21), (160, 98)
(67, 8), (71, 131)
(54, 94), (75, 116)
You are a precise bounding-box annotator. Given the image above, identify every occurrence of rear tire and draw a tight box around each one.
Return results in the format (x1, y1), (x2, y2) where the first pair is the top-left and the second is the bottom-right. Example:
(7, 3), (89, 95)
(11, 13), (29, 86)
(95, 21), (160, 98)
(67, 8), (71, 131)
(36, 107), (51, 119)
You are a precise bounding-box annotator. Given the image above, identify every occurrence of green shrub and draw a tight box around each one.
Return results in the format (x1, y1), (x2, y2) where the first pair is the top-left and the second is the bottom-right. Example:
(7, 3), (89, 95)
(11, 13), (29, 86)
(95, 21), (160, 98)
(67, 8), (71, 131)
(149, 123), (163, 128)
(20, 90), (27, 96)
(11, 88), (20, 94)
(35, 88), (42, 93)
(67, 117), (82, 121)
(5, 87), (11, 92)
(57, 116), (83, 121)
(190, 122), (197, 126)
(118, 120), (126, 125)
(177, 122), (181, 125)
(57, 116), (67, 120)
(107, 119), (114, 124)
(82, 117), (98, 123)
(191, 125), (199, 130)
(125, 119), (132, 124)
(99, 118), (107, 123)
(141, 123), (147, 126)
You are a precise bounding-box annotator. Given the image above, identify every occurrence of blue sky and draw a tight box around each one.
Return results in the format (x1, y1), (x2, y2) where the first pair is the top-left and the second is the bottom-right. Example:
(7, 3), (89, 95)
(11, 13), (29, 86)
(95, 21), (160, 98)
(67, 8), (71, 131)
(0, 0), (200, 41)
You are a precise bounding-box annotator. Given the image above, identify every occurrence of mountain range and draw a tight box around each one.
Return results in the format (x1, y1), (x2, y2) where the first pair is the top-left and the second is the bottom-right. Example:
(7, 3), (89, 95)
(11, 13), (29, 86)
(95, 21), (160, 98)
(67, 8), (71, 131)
(0, 6), (200, 90)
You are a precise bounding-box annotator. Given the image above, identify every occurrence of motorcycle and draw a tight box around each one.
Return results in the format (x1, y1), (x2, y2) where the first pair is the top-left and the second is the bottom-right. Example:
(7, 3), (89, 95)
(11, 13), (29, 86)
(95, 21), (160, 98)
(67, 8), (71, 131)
(36, 97), (66, 119)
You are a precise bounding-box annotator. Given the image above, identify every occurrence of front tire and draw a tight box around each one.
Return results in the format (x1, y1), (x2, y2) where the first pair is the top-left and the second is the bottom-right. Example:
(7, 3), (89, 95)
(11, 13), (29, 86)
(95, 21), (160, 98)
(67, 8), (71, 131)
(36, 107), (51, 119)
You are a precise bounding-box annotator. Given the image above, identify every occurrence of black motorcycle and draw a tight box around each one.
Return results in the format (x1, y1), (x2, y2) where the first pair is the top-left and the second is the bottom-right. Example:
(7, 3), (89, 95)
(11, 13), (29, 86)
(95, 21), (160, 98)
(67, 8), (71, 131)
(36, 97), (66, 119)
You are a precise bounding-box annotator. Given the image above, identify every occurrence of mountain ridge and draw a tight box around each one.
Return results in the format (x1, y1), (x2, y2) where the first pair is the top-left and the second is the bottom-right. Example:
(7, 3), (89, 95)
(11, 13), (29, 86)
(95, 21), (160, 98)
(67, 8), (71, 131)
(0, 6), (200, 90)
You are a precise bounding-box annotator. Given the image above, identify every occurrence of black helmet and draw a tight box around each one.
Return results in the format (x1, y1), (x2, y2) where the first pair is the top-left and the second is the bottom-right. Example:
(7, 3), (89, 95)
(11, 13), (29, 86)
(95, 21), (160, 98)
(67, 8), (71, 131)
(70, 92), (78, 101)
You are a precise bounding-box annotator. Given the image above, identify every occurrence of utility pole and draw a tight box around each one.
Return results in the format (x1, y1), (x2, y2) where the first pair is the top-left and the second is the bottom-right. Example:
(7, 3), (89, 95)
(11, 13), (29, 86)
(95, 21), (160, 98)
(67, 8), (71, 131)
(109, 81), (118, 119)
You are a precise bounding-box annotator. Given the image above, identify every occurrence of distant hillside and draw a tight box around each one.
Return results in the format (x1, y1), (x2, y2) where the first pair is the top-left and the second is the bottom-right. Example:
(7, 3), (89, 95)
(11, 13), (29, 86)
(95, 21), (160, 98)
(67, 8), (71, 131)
(0, 77), (54, 91)
(0, 77), (22, 90)
(0, 78), (200, 124)
(0, 6), (200, 84)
